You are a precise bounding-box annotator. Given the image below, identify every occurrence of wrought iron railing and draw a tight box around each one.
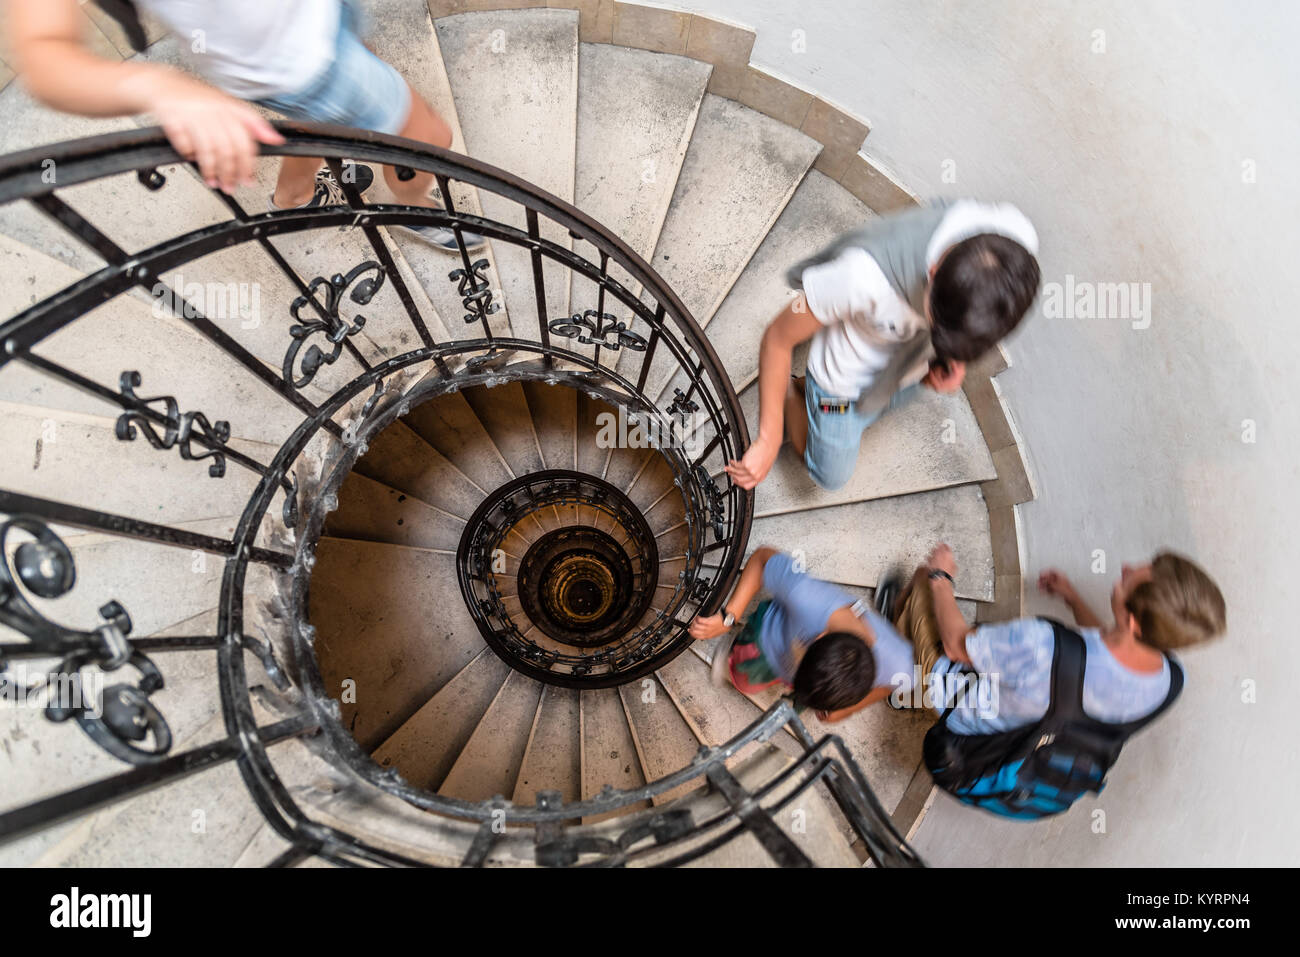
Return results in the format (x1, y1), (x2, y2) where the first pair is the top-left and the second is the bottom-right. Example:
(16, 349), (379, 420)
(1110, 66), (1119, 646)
(0, 124), (918, 866)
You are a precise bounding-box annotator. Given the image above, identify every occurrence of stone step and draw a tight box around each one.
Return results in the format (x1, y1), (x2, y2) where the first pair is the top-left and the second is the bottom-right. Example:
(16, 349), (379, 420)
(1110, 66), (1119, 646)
(579, 686), (651, 824)
(655, 170), (875, 403)
(521, 379), (577, 470)
(0, 234), (309, 448)
(740, 379), (997, 517)
(748, 484), (996, 601)
(438, 670), (544, 803)
(323, 470), (465, 551)
(461, 380), (545, 476)
(308, 537), (487, 751)
(358, 0), (511, 340)
(512, 684), (582, 807)
(680, 744), (861, 869)
(372, 647), (512, 792)
(435, 8), (580, 334)
(0, 401), (275, 530)
(615, 93), (821, 388)
(567, 43), (711, 364)
(351, 418), (486, 520)
(400, 390), (515, 491)
(618, 675), (704, 806)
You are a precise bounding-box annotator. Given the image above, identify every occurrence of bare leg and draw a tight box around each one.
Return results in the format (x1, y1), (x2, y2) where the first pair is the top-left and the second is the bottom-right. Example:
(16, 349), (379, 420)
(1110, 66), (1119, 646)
(384, 83), (453, 205)
(785, 376), (809, 456)
(272, 155), (323, 208)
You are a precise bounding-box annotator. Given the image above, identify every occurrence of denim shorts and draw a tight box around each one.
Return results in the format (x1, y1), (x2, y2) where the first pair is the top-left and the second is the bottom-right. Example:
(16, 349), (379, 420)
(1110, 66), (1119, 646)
(257, 1), (411, 135)
(803, 371), (914, 491)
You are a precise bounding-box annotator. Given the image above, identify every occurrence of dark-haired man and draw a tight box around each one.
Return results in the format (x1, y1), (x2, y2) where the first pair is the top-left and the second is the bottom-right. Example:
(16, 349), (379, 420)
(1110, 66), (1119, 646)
(688, 546), (915, 721)
(725, 201), (1040, 492)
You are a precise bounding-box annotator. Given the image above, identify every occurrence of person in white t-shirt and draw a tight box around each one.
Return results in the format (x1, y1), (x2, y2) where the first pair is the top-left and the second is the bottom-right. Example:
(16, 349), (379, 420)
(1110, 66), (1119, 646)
(6, 0), (480, 250)
(725, 200), (1041, 492)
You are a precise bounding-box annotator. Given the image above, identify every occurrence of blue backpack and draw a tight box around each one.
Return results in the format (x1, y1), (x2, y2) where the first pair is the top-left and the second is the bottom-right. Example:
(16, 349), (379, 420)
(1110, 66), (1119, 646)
(922, 619), (1184, 819)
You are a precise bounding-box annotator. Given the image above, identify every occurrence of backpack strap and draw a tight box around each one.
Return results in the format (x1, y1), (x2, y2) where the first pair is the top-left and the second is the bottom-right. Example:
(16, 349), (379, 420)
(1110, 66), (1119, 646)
(1041, 618), (1088, 723)
(1042, 617), (1185, 731)
(94, 0), (149, 54)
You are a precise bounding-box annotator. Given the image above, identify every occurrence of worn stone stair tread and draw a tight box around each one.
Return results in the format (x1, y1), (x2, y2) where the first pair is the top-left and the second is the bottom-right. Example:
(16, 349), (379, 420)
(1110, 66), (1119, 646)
(742, 380), (997, 517)
(358, 0), (511, 340)
(579, 686), (651, 824)
(655, 650), (801, 763)
(323, 470), (464, 551)
(309, 537), (486, 751)
(435, 8), (580, 331)
(680, 744), (861, 868)
(655, 170), (876, 404)
(749, 484), (995, 601)
(568, 42), (711, 363)
(616, 93), (822, 386)
(438, 670), (545, 803)
(618, 676), (705, 806)
(0, 402), (274, 531)
(511, 684), (582, 807)
(400, 390), (515, 491)
(371, 648), (513, 792)
(350, 417), (486, 520)
(521, 379), (578, 470)
(461, 380), (546, 476)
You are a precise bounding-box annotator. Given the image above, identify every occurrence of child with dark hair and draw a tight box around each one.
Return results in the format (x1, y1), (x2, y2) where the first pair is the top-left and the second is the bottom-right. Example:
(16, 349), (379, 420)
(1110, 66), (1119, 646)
(688, 547), (915, 721)
(725, 200), (1040, 493)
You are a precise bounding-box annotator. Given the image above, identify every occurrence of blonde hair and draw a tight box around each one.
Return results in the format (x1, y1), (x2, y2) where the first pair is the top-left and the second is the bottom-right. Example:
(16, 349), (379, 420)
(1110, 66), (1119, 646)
(1127, 552), (1226, 650)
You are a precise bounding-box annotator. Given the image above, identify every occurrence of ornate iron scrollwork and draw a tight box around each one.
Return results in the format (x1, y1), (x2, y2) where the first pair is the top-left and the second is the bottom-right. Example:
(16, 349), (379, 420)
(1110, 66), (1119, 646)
(667, 388), (699, 417)
(691, 464), (727, 542)
(114, 371), (231, 477)
(0, 516), (172, 765)
(548, 311), (648, 352)
(283, 261), (384, 389)
(449, 258), (499, 325)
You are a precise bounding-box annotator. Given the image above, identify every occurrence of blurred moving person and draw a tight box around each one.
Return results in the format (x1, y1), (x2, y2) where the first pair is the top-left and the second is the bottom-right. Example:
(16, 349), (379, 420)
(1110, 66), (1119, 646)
(6, 0), (481, 249)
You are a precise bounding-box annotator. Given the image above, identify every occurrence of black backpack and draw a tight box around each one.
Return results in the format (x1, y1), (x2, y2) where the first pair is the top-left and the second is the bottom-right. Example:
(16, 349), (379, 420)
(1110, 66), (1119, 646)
(922, 619), (1183, 818)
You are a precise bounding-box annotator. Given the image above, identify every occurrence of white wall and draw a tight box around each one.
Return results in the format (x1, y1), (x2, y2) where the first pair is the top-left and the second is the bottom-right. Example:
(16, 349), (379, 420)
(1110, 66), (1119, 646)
(675, 0), (1299, 865)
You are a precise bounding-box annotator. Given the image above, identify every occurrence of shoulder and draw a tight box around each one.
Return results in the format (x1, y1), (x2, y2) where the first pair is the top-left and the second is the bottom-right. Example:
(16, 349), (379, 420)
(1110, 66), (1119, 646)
(966, 617), (1054, 676)
(926, 199), (1039, 268)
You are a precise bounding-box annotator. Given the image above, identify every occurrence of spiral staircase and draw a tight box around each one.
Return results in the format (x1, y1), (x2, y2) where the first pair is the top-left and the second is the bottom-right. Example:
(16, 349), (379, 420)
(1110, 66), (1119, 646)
(0, 1), (1034, 867)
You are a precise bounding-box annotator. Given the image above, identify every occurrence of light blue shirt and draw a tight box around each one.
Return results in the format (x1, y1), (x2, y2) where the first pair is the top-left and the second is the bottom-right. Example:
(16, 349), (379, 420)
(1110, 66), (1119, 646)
(758, 554), (916, 689)
(934, 618), (1173, 736)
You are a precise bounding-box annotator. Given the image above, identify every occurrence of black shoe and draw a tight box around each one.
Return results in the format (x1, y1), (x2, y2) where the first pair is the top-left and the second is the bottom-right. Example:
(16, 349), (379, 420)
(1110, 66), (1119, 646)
(874, 571), (903, 621)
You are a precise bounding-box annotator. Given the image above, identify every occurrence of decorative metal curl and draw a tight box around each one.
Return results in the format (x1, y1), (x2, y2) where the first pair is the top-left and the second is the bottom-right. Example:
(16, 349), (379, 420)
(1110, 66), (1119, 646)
(691, 464), (728, 543)
(667, 388), (699, 417)
(115, 371), (231, 477)
(283, 261), (384, 389)
(548, 310), (648, 353)
(448, 258), (499, 325)
(0, 516), (171, 765)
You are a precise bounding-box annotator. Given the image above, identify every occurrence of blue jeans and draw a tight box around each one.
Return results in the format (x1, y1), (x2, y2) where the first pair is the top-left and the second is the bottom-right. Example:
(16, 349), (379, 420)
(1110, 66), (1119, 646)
(802, 371), (916, 491)
(257, 1), (411, 135)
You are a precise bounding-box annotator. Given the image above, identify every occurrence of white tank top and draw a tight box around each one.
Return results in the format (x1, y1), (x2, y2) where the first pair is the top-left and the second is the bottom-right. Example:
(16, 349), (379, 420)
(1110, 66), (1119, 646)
(136, 0), (342, 99)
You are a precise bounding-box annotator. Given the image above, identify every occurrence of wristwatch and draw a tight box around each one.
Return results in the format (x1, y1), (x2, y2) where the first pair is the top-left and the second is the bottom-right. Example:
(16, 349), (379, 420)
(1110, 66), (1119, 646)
(927, 569), (955, 586)
(721, 610), (737, 628)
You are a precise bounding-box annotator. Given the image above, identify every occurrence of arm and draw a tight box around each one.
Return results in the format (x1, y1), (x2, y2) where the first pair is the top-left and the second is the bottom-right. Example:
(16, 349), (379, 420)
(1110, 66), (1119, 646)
(5, 0), (282, 191)
(687, 546), (779, 640)
(723, 301), (821, 490)
(815, 685), (891, 723)
(926, 543), (974, 665)
(1038, 570), (1103, 629)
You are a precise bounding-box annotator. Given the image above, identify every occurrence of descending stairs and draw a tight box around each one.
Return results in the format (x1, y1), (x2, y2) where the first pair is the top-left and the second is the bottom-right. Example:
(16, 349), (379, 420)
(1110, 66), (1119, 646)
(0, 1), (1032, 867)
